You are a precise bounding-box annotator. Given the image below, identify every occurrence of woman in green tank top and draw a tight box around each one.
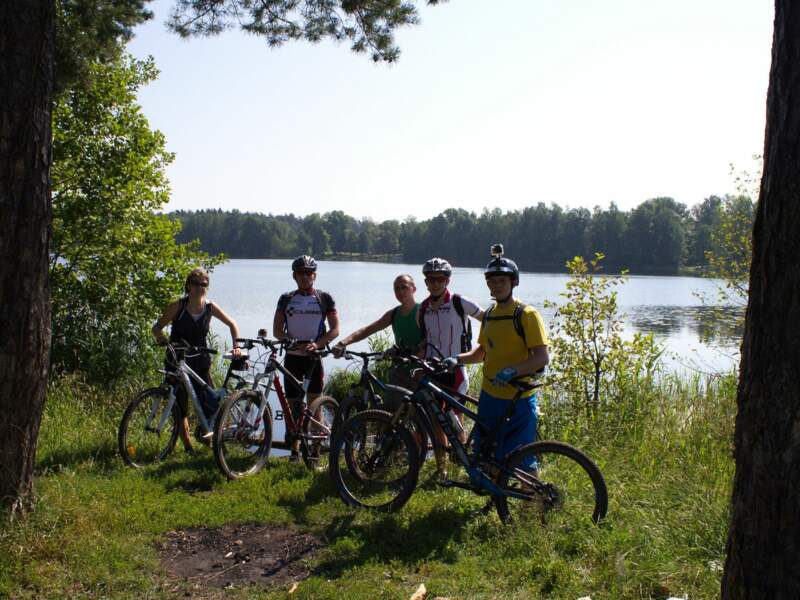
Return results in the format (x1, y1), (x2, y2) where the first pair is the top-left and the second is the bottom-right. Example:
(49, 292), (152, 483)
(333, 274), (423, 355)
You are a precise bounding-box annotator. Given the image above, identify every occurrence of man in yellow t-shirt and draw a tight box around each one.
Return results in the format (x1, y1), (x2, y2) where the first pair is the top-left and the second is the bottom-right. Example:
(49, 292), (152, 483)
(449, 245), (549, 467)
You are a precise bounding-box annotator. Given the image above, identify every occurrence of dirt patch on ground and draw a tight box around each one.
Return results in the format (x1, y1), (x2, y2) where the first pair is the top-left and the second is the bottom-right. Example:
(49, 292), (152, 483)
(159, 523), (322, 590)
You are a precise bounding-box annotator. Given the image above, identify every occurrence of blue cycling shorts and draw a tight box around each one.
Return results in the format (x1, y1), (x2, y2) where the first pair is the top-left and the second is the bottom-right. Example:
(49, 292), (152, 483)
(474, 390), (538, 468)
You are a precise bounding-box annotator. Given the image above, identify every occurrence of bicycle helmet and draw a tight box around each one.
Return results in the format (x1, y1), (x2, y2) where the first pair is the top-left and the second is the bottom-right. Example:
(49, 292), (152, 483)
(484, 244), (519, 286)
(291, 255), (317, 272)
(422, 257), (452, 276)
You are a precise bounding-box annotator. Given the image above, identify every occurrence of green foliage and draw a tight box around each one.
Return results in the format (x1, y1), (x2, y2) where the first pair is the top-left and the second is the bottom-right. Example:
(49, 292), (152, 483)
(50, 54), (222, 383)
(55, 0), (153, 95)
(545, 254), (662, 418)
(172, 194), (715, 274)
(696, 159), (758, 346)
(1, 370), (734, 598)
(167, 0), (441, 63)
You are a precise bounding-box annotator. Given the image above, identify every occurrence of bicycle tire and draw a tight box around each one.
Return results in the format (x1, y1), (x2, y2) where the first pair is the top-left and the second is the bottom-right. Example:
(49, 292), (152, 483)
(328, 409), (420, 511)
(213, 389), (273, 480)
(333, 387), (368, 434)
(301, 395), (339, 471)
(118, 387), (179, 468)
(493, 440), (608, 525)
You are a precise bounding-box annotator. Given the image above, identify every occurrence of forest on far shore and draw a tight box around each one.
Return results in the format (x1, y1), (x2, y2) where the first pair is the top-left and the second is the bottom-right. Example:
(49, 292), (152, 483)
(171, 194), (753, 275)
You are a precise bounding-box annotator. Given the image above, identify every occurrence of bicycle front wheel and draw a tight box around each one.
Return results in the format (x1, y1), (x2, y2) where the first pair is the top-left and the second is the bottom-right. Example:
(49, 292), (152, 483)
(494, 440), (608, 526)
(118, 387), (179, 468)
(329, 409), (420, 511)
(213, 390), (273, 480)
(301, 395), (338, 471)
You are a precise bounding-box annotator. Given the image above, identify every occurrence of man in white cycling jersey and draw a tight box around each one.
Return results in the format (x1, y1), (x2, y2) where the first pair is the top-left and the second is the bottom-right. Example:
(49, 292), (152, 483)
(417, 257), (483, 478)
(273, 255), (339, 460)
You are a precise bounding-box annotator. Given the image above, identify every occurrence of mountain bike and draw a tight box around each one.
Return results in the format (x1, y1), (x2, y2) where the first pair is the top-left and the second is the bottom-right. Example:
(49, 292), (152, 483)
(213, 336), (338, 479)
(118, 342), (247, 468)
(329, 353), (608, 525)
(332, 348), (433, 462)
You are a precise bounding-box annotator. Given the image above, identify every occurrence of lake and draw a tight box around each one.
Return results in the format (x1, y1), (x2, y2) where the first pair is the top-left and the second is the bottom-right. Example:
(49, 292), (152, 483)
(207, 259), (740, 375)
(205, 259), (739, 446)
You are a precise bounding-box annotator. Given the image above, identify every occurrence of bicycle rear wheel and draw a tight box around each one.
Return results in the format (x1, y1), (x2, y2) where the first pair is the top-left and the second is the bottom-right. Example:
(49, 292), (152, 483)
(213, 390), (273, 480)
(301, 395), (338, 471)
(118, 387), (179, 468)
(329, 409), (420, 511)
(493, 440), (608, 526)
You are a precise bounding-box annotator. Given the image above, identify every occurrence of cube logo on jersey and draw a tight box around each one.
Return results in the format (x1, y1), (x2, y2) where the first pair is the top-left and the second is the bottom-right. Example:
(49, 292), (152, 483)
(286, 305), (322, 317)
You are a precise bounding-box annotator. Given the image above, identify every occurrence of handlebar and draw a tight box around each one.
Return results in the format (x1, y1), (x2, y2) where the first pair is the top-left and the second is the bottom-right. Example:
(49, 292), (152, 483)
(234, 337), (330, 357)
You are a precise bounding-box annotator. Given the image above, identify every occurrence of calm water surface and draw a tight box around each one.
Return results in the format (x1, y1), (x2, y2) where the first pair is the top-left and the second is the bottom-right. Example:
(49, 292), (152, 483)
(207, 260), (739, 445)
(208, 259), (740, 374)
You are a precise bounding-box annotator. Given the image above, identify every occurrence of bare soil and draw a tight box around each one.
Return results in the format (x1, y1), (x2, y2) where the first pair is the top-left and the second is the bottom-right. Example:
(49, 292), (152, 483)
(159, 523), (322, 590)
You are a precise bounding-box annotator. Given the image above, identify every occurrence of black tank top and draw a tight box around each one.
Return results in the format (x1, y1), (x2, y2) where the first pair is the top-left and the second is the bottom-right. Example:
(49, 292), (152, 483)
(169, 298), (213, 348)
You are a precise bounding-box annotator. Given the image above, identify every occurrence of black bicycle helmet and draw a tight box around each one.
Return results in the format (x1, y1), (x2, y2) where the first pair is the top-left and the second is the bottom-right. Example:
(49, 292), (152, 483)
(291, 255), (317, 272)
(484, 244), (519, 286)
(422, 257), (453, 276)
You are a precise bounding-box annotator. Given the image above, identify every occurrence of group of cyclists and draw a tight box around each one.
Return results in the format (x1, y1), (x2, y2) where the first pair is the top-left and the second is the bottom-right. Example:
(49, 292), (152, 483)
(152, 245), (550, 475)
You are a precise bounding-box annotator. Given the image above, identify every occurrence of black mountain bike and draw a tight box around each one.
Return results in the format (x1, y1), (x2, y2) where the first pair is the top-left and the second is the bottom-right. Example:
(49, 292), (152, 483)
(329, 354), (608, 526)
(332, 349), (432, 462)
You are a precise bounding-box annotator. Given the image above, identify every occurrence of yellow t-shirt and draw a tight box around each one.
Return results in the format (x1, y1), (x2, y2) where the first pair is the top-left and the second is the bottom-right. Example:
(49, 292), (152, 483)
(477, 299), (549, 400)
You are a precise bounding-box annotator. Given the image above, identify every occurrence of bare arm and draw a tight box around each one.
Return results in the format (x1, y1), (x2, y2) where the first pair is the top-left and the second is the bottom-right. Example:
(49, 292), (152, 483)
(457, 344), (486, 364)
(511, 345), (549, 376)
(152, 301), (180, 345)
(273, 309), (286, 341)
(211, 303), (242, 355)
(336, 310), (393, 348)
(313, 311), (340, 348)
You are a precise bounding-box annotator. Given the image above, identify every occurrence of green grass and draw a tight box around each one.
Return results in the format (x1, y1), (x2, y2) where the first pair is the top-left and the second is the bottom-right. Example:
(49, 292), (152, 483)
(0, 372), (734, 599)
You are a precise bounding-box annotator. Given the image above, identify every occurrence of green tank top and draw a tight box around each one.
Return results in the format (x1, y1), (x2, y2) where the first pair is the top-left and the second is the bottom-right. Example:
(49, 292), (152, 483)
(391, 304), (423, 350)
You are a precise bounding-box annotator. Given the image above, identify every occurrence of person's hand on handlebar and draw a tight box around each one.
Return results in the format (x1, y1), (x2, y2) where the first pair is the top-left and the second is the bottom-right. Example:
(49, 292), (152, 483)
(231, 346), (243, 358)
(442, 357), (458, 372)
(332, 343), (347, 358)
(305, 340), (321, 353)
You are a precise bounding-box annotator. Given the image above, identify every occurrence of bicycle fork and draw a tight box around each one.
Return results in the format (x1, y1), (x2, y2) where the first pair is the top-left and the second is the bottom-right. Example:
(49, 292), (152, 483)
(146, 387), (177, 434)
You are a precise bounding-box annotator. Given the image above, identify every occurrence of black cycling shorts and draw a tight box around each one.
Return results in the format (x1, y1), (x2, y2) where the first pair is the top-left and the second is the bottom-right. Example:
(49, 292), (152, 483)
(283, 354), (324, 399)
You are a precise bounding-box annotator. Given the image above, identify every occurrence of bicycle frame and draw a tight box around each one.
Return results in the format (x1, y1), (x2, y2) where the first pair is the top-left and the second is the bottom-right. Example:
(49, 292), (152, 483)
(149, 344), (247, 436)
(145, 354), (217, 434)
(245, 349), (332, 447)
(399, 364), (540, 500)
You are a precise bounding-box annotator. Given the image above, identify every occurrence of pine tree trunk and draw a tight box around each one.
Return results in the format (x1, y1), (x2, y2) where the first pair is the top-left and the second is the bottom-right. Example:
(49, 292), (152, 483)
(0, 0), (54, 514)
(722, 1), (800, 596)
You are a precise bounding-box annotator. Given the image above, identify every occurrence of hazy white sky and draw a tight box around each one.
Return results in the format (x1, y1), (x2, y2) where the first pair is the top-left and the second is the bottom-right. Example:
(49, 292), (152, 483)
(128, 0), (773, 221)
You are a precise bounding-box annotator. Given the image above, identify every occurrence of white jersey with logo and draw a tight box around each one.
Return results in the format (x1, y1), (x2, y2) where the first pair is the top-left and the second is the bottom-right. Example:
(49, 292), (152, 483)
(277, 289), (336, 344)
(421, 291), (481, 359)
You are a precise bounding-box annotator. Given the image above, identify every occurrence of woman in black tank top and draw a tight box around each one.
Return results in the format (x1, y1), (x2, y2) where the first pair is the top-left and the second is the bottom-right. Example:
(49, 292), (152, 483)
(152, 268), (242, 452)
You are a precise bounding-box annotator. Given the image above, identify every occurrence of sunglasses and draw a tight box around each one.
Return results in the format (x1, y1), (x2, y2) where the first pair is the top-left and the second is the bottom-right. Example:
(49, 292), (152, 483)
(190, 280), (209, 288)
(424, 276), (448, 284)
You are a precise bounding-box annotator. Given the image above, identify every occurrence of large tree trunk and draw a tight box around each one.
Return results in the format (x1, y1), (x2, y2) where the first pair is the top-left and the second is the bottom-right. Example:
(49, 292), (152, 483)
(0, 0), (54, 514)
(722, 1), (800, 597)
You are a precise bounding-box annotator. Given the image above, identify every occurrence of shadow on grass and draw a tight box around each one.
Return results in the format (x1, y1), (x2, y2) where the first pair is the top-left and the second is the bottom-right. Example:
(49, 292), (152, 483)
(313, 505), (474, 579)
(36, 443), (120, 475)
(276, 470), (338, 523)
(144, 452), (224, 493)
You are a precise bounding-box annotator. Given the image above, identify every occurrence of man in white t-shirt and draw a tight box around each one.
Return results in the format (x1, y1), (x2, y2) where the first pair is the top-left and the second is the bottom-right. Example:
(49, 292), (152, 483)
(417, 257), (483, 477)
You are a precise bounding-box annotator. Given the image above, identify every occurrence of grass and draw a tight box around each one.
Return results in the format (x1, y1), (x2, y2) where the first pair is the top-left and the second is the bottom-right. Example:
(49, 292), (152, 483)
(0, 371), (735, 599)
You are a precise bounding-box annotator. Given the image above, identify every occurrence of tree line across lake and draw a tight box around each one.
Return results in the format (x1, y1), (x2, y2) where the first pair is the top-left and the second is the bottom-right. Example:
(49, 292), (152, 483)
(172, 195), (753, 275)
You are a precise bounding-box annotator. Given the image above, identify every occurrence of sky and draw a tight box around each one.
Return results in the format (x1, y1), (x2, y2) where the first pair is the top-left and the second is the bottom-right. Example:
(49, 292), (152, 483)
(128, 0), (774, 221)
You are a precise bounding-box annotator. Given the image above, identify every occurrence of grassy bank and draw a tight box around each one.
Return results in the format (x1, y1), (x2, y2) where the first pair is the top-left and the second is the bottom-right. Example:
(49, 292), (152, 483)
(0, 372), (735, 599)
